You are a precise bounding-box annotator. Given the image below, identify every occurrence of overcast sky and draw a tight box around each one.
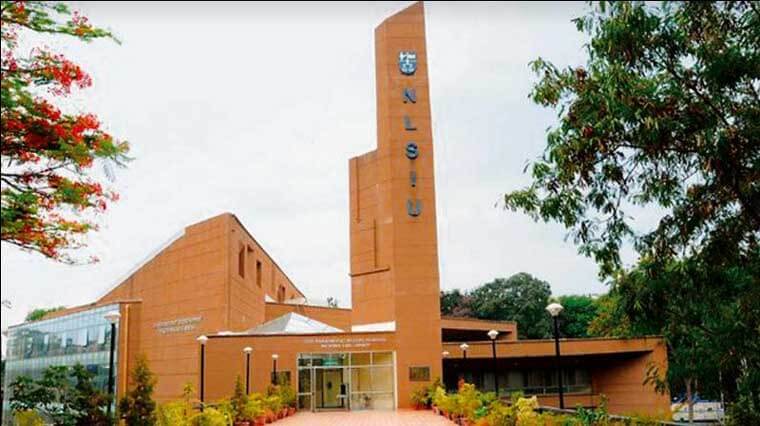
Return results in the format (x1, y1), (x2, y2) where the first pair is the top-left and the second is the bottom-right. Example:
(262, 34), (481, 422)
(2, 1), (613, 351)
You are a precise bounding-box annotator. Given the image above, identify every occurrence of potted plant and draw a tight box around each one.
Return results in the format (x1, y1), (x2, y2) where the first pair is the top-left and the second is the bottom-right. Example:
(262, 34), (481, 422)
(411, 385), (429, 410)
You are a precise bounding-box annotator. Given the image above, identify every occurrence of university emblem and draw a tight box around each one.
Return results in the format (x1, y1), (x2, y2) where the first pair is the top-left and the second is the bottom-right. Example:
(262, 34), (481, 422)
(398, 51), (417, 75)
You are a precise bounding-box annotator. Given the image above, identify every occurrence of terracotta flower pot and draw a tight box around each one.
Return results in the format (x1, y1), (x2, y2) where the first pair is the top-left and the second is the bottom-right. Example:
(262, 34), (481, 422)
(254, 417), (267, 426)
(288, 407), (296, 416)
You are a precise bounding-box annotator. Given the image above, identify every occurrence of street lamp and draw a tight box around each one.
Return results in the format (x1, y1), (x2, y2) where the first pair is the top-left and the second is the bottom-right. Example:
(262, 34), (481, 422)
(244, 347), (253, 394)
(197, 335), (208, 411)
(546, 302), (565, 409)
(271, 354), (279, 385)
(104, 311), (120, 420)
(459, 342), (469, 359)
(488, 329), (499, 397)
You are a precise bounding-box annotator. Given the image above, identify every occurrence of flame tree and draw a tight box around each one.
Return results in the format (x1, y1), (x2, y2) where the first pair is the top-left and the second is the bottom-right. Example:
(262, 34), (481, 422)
(1, 1), (129, 263)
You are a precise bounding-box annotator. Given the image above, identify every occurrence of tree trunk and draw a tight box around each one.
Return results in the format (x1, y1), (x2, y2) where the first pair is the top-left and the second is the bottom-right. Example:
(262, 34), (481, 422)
(686, 378), (694, 424)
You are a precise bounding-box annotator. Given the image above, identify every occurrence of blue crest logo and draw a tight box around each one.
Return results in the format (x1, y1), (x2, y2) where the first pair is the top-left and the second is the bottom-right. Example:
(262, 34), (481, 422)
(398, 51), (417, 75)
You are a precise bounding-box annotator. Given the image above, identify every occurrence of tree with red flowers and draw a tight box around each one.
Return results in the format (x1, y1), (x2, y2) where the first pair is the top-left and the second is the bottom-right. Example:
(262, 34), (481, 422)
(1, 1), (129, 263)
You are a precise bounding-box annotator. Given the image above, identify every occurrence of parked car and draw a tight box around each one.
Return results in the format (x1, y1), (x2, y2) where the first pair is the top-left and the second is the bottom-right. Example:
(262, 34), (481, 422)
(671, 394), (724, 422)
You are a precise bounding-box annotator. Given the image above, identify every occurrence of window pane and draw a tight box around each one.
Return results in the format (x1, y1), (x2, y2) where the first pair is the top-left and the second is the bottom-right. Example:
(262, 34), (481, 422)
(372, 352), (392, 365)
(372, 366), (394, 392)
(351, 367), (371, 392)
(298, 394), (311, 411)
(350, 352), (371, 366)
(298, 369), (311, 394)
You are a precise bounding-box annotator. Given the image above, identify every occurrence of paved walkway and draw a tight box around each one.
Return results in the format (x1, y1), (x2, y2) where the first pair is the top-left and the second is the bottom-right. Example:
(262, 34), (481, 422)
(276, 409), (455, 425)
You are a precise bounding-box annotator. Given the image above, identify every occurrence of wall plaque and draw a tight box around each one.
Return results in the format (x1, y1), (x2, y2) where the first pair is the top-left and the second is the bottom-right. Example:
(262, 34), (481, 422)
(154, 316), (202, 335)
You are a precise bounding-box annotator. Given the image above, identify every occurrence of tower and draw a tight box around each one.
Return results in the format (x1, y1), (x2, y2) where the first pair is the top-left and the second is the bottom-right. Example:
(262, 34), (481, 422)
(349, 1), (442, 401)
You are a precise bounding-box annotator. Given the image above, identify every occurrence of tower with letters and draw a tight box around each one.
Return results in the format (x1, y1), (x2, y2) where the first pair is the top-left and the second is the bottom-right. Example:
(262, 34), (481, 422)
(349, 1), (442, 398)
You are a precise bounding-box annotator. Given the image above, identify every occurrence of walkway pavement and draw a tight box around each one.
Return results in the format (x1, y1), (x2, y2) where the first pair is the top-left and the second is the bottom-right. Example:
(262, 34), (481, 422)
(275, 409), (455, 425)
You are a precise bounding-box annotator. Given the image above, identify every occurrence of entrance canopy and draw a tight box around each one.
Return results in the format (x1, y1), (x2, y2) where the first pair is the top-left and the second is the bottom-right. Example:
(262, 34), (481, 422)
(245, 313), (345, 335)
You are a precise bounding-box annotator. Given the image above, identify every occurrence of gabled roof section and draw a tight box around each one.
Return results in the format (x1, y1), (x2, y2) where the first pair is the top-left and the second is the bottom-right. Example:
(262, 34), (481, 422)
(229, 213), (306, 299)
(245, 312), (344, 335)
(95, 229), (184, 301)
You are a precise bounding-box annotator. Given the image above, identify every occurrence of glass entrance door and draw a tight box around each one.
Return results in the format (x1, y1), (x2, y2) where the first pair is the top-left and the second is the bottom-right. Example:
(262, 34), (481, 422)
(315, 367), (348, 410)
(297, 351), (396, 411)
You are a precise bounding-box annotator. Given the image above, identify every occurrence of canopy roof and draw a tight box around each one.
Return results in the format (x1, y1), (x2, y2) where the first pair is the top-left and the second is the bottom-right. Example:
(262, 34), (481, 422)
(245, 312), (344, 335)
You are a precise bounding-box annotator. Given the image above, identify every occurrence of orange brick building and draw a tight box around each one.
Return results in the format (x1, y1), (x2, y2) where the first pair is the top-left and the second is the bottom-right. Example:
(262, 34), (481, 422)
(2, 2), (669, 419)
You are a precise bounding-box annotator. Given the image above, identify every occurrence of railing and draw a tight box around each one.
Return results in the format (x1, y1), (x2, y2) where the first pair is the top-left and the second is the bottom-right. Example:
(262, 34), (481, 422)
(503, 385), (592, 396)
(537, 406), (701, 426)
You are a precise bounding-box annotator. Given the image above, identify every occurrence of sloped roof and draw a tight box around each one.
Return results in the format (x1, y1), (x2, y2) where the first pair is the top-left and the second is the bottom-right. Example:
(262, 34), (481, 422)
(245, 312), (344, 335)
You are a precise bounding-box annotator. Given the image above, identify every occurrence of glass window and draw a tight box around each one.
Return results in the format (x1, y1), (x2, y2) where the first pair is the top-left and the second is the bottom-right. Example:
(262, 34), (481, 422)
(312, 353), (347, 367)
(298, 369), (311, 394)
(372, 352), (393, 365)
(297, 394), (311, 411)
(350, 352), (371, 366)
(373, 366), (394, 392)
(409, 366), (430, 382)
(351, 367), (371, 392)
(1, 303), (120, 423)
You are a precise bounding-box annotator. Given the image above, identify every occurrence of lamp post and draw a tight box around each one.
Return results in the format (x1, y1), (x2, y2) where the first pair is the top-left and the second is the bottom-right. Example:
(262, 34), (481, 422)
(488, 329), (499, 397)
(197, 335), (208, 411)
(244, 347), (253, 394)
(104, 311), (120, 420)
(271, 354), (279, 385)
(459, 343), (469, 359)
(546, 302), (565, 409)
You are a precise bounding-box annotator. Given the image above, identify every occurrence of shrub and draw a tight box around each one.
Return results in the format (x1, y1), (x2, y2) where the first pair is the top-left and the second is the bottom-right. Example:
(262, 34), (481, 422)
(410, 385), (429, 408)
(432, 386), (447, 408)
(13, 410), (44, 426)
(156, 382), (196, 426)
(575, 395), (610, 426)
(278, 384), (297, 408)
(457, 383), (484, 420)
(514, 396), (539, 425)
(264, 395), (282, 414)
(484, 401), (517, 426)
(230, 376), (248, 421)
(189, 407), (230, 426)
(156, 401), (191, 426)
(244, 398), (265, 420)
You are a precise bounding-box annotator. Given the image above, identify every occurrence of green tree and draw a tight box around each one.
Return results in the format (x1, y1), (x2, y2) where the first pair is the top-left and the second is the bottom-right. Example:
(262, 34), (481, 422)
(504, 2), (760, 422)
(555, 295), (598, 338)
(9, 363), (111, 425)
(119, 355), (157, 426)
(25, 306), (66, 322)
(505, 1), (759, 278)
(440, 289), (472, 317)
(69, 364), (112, 425)
(587, 293), (636, 338)
(469, 273), (552, 339)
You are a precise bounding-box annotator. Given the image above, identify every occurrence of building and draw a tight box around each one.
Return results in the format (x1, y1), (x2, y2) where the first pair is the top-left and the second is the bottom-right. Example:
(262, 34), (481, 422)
(1, 2), (670, 421)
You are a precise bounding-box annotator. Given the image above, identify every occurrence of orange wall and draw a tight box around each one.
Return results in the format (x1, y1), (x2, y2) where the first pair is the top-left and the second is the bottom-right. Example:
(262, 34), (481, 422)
(203, 332), (397, 402)
(442, 337), (670, 416)
(264, 303), (352, 331)
(349, 2), (443, 408)
(593, 340), (670, 416)
(97, 213), (303, 401)
(441, 317), (518, 341)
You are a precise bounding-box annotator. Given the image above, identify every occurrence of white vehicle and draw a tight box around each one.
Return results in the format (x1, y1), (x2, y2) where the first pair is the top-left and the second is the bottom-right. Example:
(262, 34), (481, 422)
(671, 397), (724, 422)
